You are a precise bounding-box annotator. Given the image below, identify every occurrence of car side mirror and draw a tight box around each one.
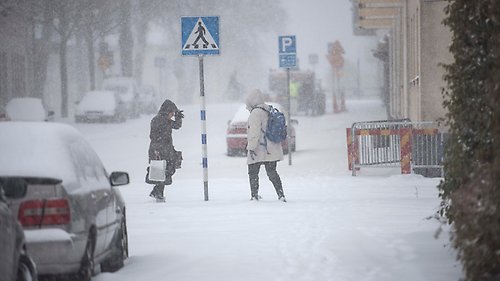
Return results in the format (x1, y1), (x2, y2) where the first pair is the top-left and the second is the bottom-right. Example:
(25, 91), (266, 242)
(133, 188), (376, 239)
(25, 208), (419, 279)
(291, 119), (299, 125)
(110, 171), (130, 186)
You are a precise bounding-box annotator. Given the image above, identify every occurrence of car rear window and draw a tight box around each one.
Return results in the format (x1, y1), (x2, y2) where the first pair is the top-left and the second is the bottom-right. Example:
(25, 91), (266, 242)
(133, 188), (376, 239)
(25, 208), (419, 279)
(0, 177), (61, 199)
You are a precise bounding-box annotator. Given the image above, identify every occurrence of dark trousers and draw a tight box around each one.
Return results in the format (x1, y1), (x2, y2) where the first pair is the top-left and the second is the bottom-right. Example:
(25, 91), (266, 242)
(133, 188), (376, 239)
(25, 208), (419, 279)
(248, 161), (284, 198)
(150, 176), (172, 197)
(151, 184), (165, 197)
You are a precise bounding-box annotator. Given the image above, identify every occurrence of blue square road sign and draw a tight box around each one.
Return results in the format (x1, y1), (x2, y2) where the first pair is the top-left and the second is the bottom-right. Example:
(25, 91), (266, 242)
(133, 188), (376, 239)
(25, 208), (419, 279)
(278, 35), (296, 54)
(279, 54), (297, 68)
(182, 16), (220, 56)
(278, 35), (296, 68)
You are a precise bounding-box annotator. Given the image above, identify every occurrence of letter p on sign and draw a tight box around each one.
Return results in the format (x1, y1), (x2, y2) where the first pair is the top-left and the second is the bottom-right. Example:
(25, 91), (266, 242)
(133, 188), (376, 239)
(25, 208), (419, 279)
(279, 36), (296, 54)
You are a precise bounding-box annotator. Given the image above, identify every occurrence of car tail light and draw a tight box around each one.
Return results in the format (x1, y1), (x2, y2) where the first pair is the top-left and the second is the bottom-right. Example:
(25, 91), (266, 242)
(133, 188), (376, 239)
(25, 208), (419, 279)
(18, 198), (71, 227)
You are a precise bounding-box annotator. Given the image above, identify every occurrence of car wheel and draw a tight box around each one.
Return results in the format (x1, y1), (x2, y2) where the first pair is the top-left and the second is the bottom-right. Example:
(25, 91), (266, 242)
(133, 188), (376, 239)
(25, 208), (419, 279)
(74, 237), (95, 281)
(16, 254), (37, 281)
(227, 148), (235, 156)
(101, 217), (128, 273)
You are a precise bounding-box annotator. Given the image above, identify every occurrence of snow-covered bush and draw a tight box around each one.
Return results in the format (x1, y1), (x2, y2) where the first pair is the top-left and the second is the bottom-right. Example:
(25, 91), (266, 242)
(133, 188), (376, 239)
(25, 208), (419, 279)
(439, 0), (500, 280)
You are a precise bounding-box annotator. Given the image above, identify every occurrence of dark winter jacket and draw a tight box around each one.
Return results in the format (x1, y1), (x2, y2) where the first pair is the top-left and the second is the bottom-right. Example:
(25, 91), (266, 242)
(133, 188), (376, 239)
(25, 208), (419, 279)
(148, 100), (182, 177)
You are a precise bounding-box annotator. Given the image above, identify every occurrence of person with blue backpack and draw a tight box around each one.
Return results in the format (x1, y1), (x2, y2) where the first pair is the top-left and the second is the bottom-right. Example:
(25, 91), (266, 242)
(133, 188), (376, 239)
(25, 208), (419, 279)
(245, 89), (287, 202)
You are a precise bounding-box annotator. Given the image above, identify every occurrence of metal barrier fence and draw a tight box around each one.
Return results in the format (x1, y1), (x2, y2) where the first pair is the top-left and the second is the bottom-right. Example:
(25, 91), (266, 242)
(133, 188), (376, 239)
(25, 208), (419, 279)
(346, 120), (447, 176)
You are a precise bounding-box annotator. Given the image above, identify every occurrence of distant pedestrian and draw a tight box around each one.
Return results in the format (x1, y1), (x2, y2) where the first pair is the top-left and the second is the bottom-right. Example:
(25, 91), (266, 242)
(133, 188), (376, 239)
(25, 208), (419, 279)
(245, 89), (286, 202)
(147, 99), (183, 201)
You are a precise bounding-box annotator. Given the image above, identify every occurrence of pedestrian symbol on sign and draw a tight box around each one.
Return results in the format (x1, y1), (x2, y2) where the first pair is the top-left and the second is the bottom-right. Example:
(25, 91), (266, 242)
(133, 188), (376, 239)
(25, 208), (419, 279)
(193, 22), (210, 48)
(183, 18), (218, 51)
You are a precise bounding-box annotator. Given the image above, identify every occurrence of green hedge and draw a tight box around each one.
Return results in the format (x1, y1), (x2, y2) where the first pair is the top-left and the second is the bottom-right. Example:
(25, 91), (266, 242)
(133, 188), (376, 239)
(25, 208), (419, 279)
(439, 0), (500, 280)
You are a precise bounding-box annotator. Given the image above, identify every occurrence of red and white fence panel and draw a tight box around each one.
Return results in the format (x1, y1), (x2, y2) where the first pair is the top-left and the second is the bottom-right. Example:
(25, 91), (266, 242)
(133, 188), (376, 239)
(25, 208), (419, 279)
(347, 120), (447, 176)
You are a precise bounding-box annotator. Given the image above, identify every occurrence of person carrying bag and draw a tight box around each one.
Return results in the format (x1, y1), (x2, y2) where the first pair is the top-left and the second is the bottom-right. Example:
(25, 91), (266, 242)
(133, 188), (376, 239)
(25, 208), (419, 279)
(146, 99), (183, 202)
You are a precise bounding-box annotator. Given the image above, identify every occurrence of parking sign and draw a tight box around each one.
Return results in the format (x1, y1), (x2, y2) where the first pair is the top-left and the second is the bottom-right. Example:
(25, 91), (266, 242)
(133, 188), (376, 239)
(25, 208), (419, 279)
(278, 35), (296, 68)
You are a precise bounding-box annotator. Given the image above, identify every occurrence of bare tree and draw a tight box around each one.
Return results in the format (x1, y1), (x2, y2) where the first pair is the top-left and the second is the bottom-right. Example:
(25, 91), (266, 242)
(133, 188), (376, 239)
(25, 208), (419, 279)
(118, 0), (133, 77)
(78, 0), (121, 90)
(50, 0), (91, 117)
(0, 0), (55, 99)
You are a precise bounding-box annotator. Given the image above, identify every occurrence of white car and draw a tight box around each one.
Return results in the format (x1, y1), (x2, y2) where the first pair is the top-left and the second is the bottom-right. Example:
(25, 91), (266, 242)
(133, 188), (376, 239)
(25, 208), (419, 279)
(0, 122), (130, 280)
(5, 97), (54, 122)
(75, 91), (127, 123)
(102, 76), (141, 118)
(137, 85), (160, 114)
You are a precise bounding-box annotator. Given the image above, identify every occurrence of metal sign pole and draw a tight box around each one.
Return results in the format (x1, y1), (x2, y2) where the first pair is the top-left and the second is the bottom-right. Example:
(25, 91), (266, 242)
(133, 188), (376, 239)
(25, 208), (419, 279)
(198, 55), (209, 201)
(286, 67), (292, 165)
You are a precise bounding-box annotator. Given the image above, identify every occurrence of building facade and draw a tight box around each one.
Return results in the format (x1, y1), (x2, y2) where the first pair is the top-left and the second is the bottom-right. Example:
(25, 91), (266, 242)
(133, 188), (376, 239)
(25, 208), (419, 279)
(352, 0), (451, 122)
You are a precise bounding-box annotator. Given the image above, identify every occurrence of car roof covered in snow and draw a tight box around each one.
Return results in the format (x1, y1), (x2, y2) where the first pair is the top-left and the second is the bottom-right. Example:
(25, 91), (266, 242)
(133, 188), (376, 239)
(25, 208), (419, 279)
(77, 91), (117, 111)
(6, 97), (47, 121)
(0, 122), (97, 184)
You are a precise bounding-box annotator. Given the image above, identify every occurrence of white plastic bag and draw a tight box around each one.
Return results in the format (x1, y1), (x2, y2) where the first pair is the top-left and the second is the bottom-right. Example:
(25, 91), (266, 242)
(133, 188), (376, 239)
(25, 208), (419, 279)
(148, 160), (166, 182)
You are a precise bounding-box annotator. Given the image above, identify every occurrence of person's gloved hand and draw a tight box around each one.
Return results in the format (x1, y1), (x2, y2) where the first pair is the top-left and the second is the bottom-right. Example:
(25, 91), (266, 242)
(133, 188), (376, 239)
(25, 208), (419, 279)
(249, 150), (257, 160)
(175, 110), (184, 119)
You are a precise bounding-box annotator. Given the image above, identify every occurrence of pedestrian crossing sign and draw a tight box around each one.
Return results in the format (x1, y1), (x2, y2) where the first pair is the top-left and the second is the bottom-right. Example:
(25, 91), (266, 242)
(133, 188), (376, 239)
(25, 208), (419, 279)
(182, 16), (220, 56)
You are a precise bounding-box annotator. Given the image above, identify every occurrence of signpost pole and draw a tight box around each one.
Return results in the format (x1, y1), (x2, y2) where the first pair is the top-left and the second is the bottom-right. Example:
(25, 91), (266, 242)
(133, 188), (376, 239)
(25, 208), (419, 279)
(182, 16), (219, 201)
(198, 55), (209, 201)
(278, 35), (296, 166)
(286, 67), (292, 166)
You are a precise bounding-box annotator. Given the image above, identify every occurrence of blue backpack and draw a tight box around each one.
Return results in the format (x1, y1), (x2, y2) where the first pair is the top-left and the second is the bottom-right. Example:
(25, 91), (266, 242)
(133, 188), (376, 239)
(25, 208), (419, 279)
(260, 106), (287, 143)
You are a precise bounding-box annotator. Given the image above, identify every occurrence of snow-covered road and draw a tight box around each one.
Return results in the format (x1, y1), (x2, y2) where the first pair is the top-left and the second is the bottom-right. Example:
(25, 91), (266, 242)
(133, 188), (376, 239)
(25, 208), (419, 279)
(74, 98), (462, 281)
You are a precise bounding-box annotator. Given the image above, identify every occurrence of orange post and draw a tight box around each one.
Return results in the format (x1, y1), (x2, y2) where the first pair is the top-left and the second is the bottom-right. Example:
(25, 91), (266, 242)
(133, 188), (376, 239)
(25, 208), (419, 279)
(399, 128), (412, 174)
(347, 128), (353, 170)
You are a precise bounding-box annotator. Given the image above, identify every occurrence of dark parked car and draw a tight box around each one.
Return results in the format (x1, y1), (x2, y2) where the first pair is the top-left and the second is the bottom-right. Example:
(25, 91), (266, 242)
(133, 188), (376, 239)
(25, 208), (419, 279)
(0, 184), (37, 281)
(226, 103), (297, 156)
(0, 122), (130, 281)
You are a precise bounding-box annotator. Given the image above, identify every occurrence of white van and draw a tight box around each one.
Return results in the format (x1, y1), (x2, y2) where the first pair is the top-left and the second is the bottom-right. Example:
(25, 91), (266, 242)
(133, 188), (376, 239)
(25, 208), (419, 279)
(102, 77), (140, 118)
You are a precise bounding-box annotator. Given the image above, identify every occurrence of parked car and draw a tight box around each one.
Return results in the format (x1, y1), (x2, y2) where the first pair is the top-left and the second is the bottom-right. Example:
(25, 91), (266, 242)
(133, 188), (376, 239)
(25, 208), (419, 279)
(75, 91), (127, 123)
(5, 97), (54, 122)
(102, 76), (140, 118)
(226, 103), (297, 156)
(0, 122), (130, 281)
(0, 184), (38, 281)
(137, 85), (160, 114)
